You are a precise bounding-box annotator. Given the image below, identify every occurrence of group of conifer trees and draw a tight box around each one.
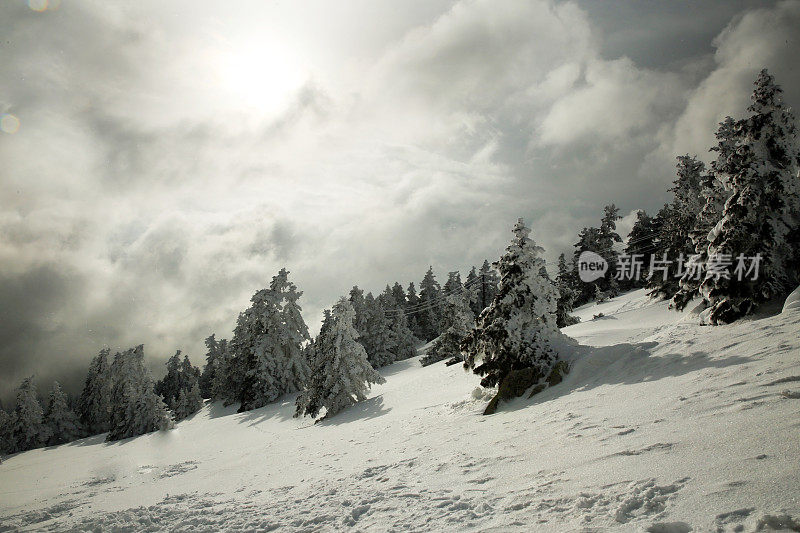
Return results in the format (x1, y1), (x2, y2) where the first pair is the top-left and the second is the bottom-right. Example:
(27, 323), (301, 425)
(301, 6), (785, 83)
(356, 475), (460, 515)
(0, 344), (199, 455)
(3, 70), (797, 452)
(556, 69), (800, 325)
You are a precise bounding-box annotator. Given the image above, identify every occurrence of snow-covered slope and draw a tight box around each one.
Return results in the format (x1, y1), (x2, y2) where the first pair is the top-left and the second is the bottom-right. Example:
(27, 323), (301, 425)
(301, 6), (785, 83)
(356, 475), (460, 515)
(2, 289), (800, 531)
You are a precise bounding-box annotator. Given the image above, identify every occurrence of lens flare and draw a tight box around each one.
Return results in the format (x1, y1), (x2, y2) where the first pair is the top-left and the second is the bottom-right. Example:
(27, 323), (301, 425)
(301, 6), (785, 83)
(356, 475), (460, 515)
(28, 0), (48, 12)
(0, 114), (20, 134)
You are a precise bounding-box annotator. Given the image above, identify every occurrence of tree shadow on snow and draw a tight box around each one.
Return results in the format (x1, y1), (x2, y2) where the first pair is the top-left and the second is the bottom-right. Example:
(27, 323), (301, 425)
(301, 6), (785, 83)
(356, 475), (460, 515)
(502, 340), (754, 415)
(236, 394), (300, 428)
(316, 395), (391, 426)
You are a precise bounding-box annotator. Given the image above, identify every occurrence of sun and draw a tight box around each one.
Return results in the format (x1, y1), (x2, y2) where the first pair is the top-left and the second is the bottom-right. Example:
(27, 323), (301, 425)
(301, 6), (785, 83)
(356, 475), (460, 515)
(216, 40), (306, 115)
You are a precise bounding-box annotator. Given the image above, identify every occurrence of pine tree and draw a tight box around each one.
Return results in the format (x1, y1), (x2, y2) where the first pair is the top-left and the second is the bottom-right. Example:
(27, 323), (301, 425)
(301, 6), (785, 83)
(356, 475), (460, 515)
(465, 266), (481, 317)
(10, 377), (49, 452)
(210, 338), (231, 401)
(405, 282), (423, 339)
(417, 267), (443, 341)
(234, 269), (311, 412)
(673, 118), (737, 309)
(462, 219), (560, 388)
(379, 286), (417, 362)
(78, 348), (112, 435)
(0, 406), (12, 455)
(295, 298), (385, 419)
(107, 345), (173, 442)
(443, 271), (463, 295)
(420, 291), (474, 366)
(555, 253), (580, 327)
(173, 382), (203, 421)
(622, 210), (659, 290)
(199, 334), (220, 399)
(44, 382), (83, 446)
(391, 282), (407, 310)
(647, 155), (705, 299)
(571, 226), (602, 305)
(348, 286), (368, 338)
(362, 292), (395, 368)
(699, 69), (800, 323)
(476, 260), (499, 314)
(155, 351), (183, 411)
(598, 204), (623, 297)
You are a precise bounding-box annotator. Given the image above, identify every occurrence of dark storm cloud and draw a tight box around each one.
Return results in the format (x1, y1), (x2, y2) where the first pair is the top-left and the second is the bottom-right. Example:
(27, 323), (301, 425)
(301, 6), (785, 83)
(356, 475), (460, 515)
(1, 0), (798, 405)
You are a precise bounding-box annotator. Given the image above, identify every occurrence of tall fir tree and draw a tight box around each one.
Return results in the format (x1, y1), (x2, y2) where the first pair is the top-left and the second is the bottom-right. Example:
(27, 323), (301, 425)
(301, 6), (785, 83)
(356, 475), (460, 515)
(295, 298), (385, 419)
(699, 69), (800, 323)
(647, 156), (705, 299)
(465, 266), (481, 317)
(155, 351), (184, 411)
(391, 282), (407, 310)
(462, 219), (560, 388)
(597, 204), (623, 297)
(78, 348), (112, 435)
(443, 271), (463, 295)
(417, 267), (443, 341)
(0, 405), (12, 455)
(622, 210), (659, 290)
(232, 269), (311, 412)
(476, 260), (499, 314)
(673, 118), (737, 309)
(405, 281), (423, 339)
(420, 291), (474, 366)
(44, 381), (83, 446)
(199, 334), (220, 399)
(107, 345), (173, 442)
(362, 292), (395, 368)
(10, 377), (49, 452)
(379, 286), (417, 362)
(555, 253), (580, 327)
(209, 337), (231, 401)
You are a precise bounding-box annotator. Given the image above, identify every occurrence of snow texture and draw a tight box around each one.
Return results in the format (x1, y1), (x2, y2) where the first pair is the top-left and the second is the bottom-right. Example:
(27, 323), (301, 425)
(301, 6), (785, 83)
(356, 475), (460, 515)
(1, 289), (799, 531)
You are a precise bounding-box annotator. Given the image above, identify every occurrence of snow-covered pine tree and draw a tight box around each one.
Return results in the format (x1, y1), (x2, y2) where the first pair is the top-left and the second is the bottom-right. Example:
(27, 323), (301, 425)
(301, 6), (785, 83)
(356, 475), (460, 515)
(44, 381), (83, 446)
(209, 337), (230, 401)
(465, 266), (481, 317)
(277, 271), (312, 391)
(555, 253), (580, 327)
(405, 281), (423, 339)
(622, 210), (659, 290)
(699, 69), (800, 323)
(362, 292), (395, 368)
(420, 291), (474, 366)
(597, 204), (623, 297)
(391, 282), (407, 310)
(647, 155), (705, 299)
(673, 118), (737, 310)
(199, 334), (220, 399)
(78, 348), (112, 435)
(462, 218), (560, 388)
(107, 345), (172, 442)
(173, 382), (203, 421)
(348, 286), (368, 338)
(0, 406), (12, 455)
(380, 286), (417, 362)
(476, 260), (499, 314)
(443, 271), (463, 295)
(155, 351), (183, 411)
(294, 298), (385, 419)
(234, 269), (311, 412)
(571, 226), (602, 305)
(9, 377), (49, 452)
(417, 267), (443, 341)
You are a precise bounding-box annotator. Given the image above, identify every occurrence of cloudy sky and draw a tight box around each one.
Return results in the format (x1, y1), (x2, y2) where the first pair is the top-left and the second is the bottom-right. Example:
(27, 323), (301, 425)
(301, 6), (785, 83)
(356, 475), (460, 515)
(1, 0), (799, 403)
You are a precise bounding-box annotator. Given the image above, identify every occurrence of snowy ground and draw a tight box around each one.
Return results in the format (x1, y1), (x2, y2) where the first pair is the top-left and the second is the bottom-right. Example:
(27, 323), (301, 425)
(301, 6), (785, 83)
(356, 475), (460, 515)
(1, 289), (800, 532)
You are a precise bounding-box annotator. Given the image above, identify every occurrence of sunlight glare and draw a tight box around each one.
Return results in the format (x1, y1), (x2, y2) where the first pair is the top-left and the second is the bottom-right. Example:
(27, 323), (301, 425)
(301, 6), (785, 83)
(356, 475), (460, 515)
(217, 41), (305, 115)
